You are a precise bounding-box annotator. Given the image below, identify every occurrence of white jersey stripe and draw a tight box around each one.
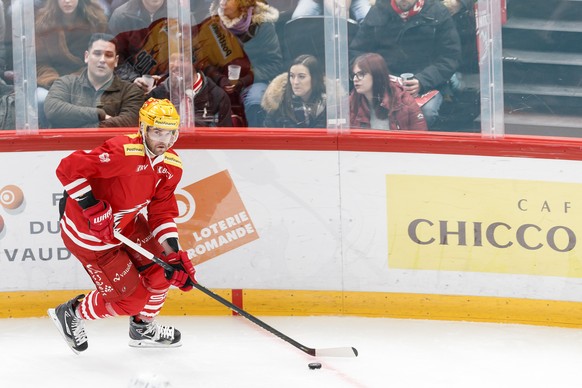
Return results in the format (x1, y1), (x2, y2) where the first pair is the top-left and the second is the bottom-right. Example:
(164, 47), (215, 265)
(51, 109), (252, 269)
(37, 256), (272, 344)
(61, 218), (120, 251)
(156, 231), (179, 245)
(64, 178), (87, 191)
(144, 302), (166, 310)
(63, 215), (101, 242)
(151, 222), (176, 237)
(70, 185), (91, 199)
(87, 291), (98, 320)
(64, 178), (90, 198)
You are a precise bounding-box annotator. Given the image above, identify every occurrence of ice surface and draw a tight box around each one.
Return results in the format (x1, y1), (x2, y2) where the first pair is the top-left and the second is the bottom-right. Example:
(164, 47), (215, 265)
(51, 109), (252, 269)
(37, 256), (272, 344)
(2, 315), (582, 387)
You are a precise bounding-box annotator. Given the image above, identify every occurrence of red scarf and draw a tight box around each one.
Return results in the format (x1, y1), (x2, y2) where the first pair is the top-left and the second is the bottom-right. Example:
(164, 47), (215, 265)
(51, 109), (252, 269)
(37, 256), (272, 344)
(191, 72), (203, 96)
(391, 0), (425, 20)
(181, 72), (204, 121)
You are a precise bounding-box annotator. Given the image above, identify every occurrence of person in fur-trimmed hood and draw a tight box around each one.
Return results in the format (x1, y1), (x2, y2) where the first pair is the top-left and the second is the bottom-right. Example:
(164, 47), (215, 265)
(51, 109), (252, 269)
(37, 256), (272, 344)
(207, 0), (283, 127)
(262, 55), (327, 128)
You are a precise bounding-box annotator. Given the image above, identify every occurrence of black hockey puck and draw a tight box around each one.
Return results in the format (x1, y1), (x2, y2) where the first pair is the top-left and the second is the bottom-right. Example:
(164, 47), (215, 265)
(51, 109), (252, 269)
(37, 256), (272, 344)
(308, 362), (322, 370)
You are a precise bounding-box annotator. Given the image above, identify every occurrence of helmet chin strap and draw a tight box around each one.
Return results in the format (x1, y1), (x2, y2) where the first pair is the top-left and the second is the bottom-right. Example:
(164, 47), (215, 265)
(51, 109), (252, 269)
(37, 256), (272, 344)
(141, 124), (160, 157)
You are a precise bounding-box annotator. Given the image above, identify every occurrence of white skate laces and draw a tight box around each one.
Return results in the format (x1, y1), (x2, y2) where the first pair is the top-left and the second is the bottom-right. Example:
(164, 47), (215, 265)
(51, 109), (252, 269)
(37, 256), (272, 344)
(142, 321), (174, 341)
(48, 294), (88, 354)
(70, 313), (88, 345)
(129, 318), (182, 348)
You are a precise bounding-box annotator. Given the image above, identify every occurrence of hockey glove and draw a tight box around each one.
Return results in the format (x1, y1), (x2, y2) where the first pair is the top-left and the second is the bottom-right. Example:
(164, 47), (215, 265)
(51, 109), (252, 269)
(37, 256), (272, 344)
(164, 250), (197, 291)
(82, 200), (115, 243)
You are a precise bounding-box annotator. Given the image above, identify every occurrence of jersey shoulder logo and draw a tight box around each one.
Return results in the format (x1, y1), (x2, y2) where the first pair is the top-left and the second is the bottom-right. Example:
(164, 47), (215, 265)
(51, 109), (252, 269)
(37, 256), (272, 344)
(99, 152), (110, 163)
(163, 152), (182, 169)
(124, 144), (145, 156)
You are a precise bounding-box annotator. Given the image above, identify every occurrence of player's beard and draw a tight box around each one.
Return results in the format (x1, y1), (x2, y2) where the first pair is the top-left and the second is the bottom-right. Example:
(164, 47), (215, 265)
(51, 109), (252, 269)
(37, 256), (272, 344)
(153, 142), (169, 155)
(145, 137), (170, 156)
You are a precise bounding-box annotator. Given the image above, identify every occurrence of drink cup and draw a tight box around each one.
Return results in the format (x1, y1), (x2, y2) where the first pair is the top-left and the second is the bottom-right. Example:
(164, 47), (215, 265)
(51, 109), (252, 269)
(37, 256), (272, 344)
(400, 73), (414, 83)
(142, 74), (155, 90)
(228, 64), (241, 85)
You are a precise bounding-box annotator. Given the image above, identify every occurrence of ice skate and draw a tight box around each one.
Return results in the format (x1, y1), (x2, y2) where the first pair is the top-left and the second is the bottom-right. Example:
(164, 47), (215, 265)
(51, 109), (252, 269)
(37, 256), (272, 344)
(47, 294), (88, 354)
(129, 317), (182, 348)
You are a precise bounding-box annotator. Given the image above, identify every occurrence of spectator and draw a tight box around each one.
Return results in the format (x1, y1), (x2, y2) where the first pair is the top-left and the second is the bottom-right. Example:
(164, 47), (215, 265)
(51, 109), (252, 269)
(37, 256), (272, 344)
(442, 0), (478, 92)
(207, 0), (283, 127)
(262, 54), (326, 128)
(108, 0), (169, 93)
(2, 0), (16, 84)
(44, 33), (144, 128)
(149, 52), (233, 127)
(113, 14), (245, 102)
(349, 0), (461, 128)
(108, 0), (167, 36)
(0, 0), (7, 81)
(0, 77), (15, 130)
(110, 0), (129, 13)
(349, 53), (427, 131)
(35, 0), (108, 127)
(32, 0), (112, 15)
(291, 0), (371, 23)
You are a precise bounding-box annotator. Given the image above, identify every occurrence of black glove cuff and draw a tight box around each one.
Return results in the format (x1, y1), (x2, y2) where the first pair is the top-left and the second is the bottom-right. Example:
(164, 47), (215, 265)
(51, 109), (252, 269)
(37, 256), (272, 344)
(166, 237), (179, 253)
(77, 191), (98, 210)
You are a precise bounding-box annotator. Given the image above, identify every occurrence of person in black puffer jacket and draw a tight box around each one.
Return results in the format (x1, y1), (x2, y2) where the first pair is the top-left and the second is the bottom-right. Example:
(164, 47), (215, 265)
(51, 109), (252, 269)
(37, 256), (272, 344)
(350, 0), (461, 128)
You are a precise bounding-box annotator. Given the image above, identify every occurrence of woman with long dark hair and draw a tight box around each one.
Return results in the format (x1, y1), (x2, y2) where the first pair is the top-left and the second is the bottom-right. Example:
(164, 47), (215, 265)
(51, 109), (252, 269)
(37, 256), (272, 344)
(35, 0), (108, 127)
(35, 0), (108, 88)
(262, 54), (326, 128)
(349, 52), (427, 131)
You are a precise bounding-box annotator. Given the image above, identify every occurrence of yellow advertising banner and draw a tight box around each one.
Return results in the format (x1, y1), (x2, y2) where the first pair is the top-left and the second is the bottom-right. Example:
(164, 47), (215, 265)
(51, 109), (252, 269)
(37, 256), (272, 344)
(387, 175), (582, 277)
(176, 170), (259, 265)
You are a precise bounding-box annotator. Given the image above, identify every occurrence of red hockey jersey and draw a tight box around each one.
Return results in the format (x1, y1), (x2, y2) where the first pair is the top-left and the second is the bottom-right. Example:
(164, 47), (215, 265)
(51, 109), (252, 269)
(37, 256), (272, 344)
(56, 134), (183, 251)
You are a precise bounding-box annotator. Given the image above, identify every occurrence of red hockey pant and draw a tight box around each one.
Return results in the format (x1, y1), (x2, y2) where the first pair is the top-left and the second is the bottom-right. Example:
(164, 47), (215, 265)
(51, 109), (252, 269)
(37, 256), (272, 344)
(62, 216), (171, 321)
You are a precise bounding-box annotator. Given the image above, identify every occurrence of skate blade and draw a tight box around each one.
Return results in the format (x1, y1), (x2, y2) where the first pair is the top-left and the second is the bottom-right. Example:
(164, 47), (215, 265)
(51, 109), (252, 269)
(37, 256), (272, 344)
(47, 308), (83, 355)
(128, 339), (182, 348)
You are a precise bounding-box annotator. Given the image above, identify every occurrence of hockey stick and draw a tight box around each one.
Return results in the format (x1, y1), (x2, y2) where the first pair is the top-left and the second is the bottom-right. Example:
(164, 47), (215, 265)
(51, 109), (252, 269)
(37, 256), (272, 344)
(114, 231), (358, 358)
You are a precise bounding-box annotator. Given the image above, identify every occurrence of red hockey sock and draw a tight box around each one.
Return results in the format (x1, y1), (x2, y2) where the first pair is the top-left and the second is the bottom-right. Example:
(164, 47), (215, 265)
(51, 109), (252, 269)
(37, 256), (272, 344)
(135, 290), (169, 321)
(76, 290), (114, 320)
(77, 284), (151, 320)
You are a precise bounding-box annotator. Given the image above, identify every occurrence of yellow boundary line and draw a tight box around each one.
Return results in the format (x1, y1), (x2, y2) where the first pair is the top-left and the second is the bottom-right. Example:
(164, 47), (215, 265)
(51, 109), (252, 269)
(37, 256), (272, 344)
(3, 289), (582, 328)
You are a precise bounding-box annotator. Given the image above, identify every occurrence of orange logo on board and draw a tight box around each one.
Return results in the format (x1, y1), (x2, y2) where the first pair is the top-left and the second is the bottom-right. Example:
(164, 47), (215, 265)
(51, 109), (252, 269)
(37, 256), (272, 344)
(175, 170), (258, 265)
(0, 184), (26, 238)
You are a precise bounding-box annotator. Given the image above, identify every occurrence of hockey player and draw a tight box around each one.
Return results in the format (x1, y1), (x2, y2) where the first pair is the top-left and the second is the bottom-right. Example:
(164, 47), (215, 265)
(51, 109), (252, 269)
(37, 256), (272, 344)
(48, 97), (197, 354)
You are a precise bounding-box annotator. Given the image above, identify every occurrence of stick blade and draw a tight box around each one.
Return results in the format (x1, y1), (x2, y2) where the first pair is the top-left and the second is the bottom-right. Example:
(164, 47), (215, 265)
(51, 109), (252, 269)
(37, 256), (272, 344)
(314, 346), (358, 357)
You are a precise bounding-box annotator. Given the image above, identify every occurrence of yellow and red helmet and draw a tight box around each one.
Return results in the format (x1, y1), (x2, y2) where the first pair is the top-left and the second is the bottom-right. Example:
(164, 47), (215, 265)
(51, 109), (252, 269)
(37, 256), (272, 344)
(139, 98), (180, 152)
(139, 97), (180, 130)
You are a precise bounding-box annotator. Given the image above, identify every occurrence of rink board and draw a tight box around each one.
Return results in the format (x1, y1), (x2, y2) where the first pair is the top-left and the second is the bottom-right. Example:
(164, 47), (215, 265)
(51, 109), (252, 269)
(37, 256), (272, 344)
(2, 130), (582, 325)
(4, 288), (582, 329)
